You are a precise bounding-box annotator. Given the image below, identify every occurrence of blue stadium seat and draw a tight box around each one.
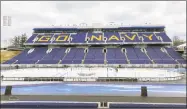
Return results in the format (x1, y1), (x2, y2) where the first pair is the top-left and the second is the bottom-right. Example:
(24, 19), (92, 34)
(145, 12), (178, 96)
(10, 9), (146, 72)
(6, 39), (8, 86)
(62, 48), (85, 64)
(34, 34), (54, 43)
(71, 32), (87, 43)
(25, 34), (38, 43)
(151, 46), (172, 60)
(84, 48), (104, 64)
(138, 32), (160, 42)
(165, 47), (184, 60)
(122, 33), (141, 42)
(87, 32), (104, 43)
(155, 32), (172, 42)
(105, 32), (122, 43)
(146, 47), (161, 60)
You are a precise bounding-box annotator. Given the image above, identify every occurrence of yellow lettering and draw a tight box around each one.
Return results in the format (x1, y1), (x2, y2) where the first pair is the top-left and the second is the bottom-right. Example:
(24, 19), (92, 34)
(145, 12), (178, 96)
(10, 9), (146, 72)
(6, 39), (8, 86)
(56, 35), (69, 41)
(143, 34), (153, 40)
(108, 35), (119, 41)
(38, 36), (51, 42)
(91, 35), (102, 41)
(124, 34), (136, 40)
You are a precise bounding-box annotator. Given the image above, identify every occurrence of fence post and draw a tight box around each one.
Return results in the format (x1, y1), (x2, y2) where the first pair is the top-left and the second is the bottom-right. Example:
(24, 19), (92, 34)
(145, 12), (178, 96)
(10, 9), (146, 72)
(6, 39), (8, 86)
(141, 86), (147, 97)
(5, 86), (12, 95)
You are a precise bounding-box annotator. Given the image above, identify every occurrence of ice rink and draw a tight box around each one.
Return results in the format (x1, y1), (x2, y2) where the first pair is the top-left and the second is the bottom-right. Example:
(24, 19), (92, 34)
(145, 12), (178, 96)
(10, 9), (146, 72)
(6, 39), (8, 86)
(1, 68), (185, 78)
(1, 68), (186, 97)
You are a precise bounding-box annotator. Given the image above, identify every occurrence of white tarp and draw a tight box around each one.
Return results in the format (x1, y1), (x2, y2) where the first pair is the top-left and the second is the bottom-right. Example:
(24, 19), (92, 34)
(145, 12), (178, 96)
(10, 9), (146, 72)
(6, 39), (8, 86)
(177, 43), (186, 48)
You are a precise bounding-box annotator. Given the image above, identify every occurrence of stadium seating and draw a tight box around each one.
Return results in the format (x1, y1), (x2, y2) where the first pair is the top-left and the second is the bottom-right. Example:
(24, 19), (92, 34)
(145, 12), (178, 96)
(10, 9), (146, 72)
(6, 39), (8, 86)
(138, 32), (161, 42)
(155, 32), (172, 42)
(84, 48), (104, 64)
(25, 32), (172, 44)
(3, 46), (186, 65)
(87, 33), (104, 43)
(2, 28), (186, 65)
(53, 34), (70, 43)
(165, 47), (184, 60)
(38, 48), (67, 64)
(177, 59), (186, 64)
(25, 34), (38, 43)
(15, 47), (48, 64)
(146, 47), (161, 60)
(122, 33), (141, 42)
(125, 47), (151, 64)
(62, 48), (84, 64)
(71, 32), (87, 43)
(106, 48), (127, 64)
(125, 47), (139, 60)
(3, 49), (30, 64)
(145, 46), (180, 64)
(151, 47), (172, 60)
(34, 34), (54, 43)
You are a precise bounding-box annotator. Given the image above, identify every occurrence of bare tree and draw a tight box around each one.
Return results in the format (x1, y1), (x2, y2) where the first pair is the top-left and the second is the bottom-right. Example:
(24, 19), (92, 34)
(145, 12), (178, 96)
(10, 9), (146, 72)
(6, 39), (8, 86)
(10, 33), (28, 47)
(20, 33), (28, 47)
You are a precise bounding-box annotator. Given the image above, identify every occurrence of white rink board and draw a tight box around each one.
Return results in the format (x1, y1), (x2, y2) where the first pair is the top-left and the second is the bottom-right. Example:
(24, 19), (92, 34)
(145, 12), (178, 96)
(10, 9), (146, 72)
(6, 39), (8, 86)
(1, 68), (183, 78)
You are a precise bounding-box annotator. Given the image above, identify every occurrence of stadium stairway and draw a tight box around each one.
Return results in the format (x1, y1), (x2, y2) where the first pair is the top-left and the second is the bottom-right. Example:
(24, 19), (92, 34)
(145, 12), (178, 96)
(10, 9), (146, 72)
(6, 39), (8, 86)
(141, 36), (145, 43)
(104, 48), (107, 64)
(159, 36), (163, 42)
(58, 60), (62, 64)
(103, 32), (107, 44)
(35, 48), (52, 64)
(153, 33), (161, 41)
(60, 48), (70, 64)
(122, 48), (130, 64)
(82, 48), (88, 64)
(68, 33), (72, 43)
(136, 33), (143, 43)
(85, 32), (89, 44)
(12, 60), (18, 64)
(154, 33), (164, 42)
(35, 60), (40, 64)
(50, 34), (56, 43)
(33, 34), (40, 43)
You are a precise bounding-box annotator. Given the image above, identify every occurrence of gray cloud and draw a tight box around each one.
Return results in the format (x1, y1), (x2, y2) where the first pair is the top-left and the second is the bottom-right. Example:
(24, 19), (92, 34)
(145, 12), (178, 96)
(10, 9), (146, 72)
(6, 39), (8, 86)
(136, 2), (158, 14)
(55, 1), (100, 13)
(164, 1), (186, 16)
(1, 1), (186, 44)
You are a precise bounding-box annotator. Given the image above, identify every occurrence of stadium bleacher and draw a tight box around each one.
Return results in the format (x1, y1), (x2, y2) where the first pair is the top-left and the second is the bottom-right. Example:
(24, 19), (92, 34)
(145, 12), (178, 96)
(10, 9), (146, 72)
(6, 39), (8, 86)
(25, 32), (172, 44)
(2, 26), (186, 65)
(3, 46), (186, 65)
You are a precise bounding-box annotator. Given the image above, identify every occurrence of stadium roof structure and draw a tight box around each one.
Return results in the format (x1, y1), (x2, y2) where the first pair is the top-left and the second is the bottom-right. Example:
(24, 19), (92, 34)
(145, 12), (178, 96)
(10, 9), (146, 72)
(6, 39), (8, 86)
(33, 25), (165, 30)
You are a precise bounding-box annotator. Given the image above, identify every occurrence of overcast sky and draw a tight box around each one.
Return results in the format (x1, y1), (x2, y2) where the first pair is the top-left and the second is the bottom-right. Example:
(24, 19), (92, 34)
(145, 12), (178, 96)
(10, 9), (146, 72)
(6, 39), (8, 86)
(1, 1), (186, 45)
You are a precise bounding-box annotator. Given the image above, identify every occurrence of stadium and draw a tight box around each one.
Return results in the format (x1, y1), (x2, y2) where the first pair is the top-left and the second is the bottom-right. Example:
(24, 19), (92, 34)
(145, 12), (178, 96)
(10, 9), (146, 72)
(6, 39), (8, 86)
(1, 23), (186, 108)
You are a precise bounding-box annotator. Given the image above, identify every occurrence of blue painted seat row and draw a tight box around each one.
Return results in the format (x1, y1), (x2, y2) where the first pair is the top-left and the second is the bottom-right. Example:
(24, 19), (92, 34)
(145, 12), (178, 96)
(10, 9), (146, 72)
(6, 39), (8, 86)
(2, 47), (186, 64)
(25, 32), (172, 44)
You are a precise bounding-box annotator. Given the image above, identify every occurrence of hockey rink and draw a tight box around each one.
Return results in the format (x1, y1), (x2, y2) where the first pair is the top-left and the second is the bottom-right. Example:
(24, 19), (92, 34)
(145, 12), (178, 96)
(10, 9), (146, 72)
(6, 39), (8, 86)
(1, 68), (186, 97)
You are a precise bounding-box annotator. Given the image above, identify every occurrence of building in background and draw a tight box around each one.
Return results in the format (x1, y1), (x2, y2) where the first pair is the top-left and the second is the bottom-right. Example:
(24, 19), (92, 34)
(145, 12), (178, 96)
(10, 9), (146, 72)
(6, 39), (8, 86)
(177, 43), (186, 59)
